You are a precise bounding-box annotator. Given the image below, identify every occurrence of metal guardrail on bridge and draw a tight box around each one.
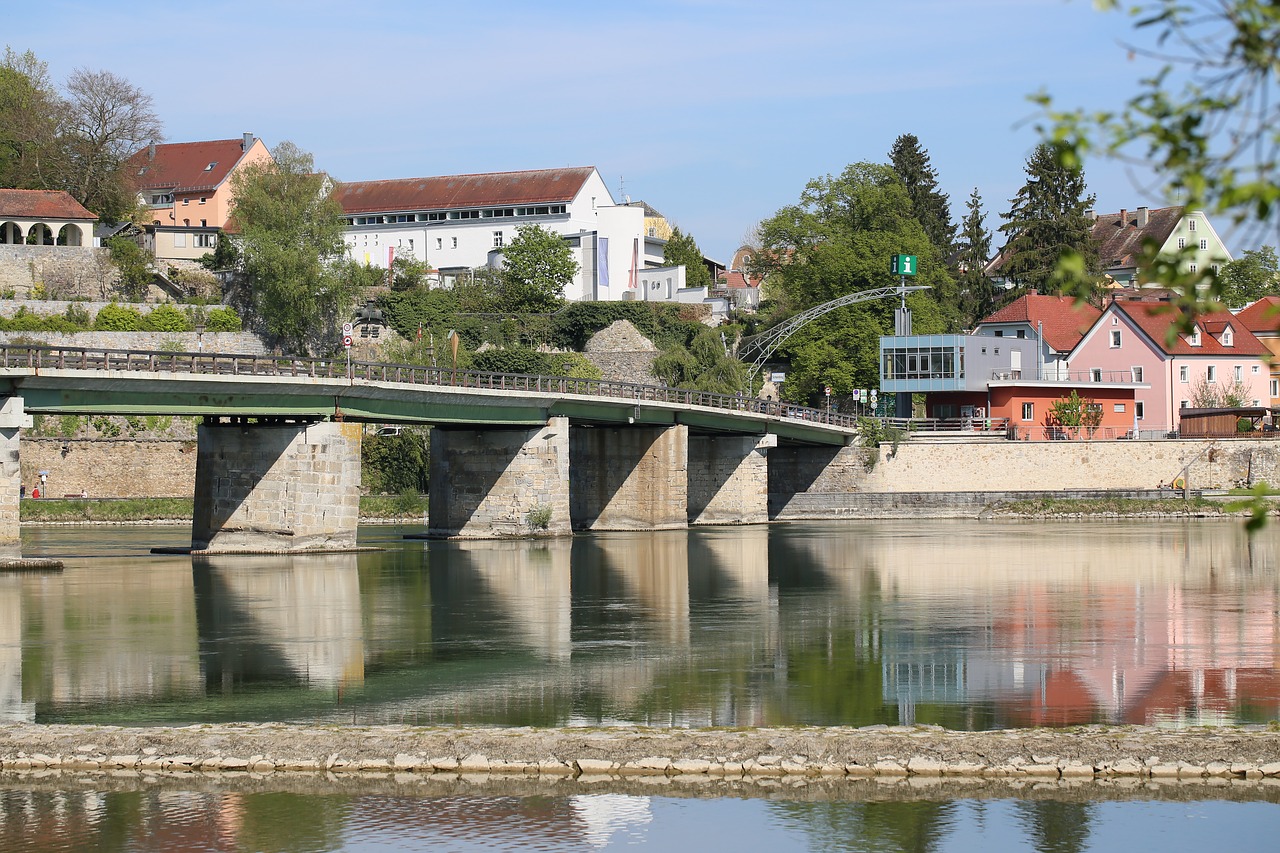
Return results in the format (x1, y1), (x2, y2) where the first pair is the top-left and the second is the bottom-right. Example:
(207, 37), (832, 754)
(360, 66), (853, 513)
(0, 344), (859, 429)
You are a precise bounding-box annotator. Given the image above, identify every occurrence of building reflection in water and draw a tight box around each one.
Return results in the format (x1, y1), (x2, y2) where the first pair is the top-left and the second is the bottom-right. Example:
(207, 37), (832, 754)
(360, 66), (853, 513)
(3, 520), (1278, 728)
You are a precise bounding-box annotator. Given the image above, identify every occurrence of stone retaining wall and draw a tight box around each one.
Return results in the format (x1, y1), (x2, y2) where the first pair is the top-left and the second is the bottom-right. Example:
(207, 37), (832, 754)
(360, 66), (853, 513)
(20, 438), (196, 498)
(0, 246), (117, 299)
(1, 723), (1277, 785)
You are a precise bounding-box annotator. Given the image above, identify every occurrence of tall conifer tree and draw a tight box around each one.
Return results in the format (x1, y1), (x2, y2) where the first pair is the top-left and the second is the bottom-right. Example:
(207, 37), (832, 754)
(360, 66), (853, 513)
(997, 143), (1099, 292)
(888, 133), (955, 254)
(956, 187), (998, 325)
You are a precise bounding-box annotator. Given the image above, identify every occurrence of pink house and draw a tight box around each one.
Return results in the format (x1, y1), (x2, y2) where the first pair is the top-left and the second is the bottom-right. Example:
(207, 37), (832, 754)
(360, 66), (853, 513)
(1069, 292), (1270, 434)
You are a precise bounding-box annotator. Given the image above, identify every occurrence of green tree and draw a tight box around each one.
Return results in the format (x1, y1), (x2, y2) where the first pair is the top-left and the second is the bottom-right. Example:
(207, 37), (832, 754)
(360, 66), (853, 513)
(497, 223), (576, 313)
(662, 226), (712, 290)
(362, 429), (428, 495)
(391, 255), (431, 291)
(229, 141), (357, 354)
(197, 233), (240, 271)
(956, 187), (998, 325)
(1219, 246), (1280, 308)
(0, 48), (59, 191)
(104, 236), (152, 300)
(998, 143), (1100, 292)
(1047, 389), (1103, 438)
(754, 161), (959, 398)
(889, 133), (955, 253)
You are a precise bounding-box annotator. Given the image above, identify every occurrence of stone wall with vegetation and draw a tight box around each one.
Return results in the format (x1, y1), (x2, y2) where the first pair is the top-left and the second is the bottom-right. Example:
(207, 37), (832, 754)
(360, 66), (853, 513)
(582, 319), (659, 383)
(0, 246), (119, 300)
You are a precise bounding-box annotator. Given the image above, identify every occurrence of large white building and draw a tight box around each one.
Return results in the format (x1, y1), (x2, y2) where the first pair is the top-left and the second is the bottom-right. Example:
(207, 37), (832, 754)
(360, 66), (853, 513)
(333, 166), (676, 303)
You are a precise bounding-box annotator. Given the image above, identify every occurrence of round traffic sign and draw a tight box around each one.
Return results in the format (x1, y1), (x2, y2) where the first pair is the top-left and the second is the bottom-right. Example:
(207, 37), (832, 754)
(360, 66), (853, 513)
(343, 335), (353, 348)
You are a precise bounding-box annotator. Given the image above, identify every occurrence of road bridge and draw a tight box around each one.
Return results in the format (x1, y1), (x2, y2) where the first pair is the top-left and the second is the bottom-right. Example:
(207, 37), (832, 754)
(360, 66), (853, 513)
(0, 346), (861, 555)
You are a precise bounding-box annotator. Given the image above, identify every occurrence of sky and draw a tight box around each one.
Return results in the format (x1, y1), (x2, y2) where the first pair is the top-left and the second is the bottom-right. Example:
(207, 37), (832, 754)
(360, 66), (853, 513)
(8, 0), (1222, 264)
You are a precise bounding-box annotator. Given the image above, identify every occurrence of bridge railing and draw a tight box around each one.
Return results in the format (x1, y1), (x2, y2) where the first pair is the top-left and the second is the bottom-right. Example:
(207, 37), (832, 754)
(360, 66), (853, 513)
(0, 344), (861, 428)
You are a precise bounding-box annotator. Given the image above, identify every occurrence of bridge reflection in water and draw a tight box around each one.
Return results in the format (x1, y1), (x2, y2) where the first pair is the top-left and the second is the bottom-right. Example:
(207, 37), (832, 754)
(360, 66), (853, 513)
(1, 520), (1278, 728)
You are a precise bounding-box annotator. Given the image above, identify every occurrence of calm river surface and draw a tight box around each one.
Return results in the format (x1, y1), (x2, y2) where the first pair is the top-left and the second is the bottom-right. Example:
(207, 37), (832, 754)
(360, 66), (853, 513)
(5, 519), (1279, 729)
(3, 519), (1279, 851)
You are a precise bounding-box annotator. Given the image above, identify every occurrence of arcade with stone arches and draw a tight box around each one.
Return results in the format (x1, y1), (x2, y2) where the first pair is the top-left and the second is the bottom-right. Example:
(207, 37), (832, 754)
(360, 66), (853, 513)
(0, 219), (89, 247)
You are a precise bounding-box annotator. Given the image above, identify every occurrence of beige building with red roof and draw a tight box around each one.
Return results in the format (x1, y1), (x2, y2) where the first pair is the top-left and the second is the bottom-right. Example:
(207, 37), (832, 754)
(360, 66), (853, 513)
(1234, 295), (1280, 406)
(124, 133), (273, 261)
(333, 167), (663, 303)
(0, 189), (96, 247)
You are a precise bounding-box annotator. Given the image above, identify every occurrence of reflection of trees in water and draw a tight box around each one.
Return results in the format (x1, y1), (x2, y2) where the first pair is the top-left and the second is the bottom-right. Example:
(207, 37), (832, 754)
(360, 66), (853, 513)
(769, 800), (957, 853)
(1013, 800), (1094, 853)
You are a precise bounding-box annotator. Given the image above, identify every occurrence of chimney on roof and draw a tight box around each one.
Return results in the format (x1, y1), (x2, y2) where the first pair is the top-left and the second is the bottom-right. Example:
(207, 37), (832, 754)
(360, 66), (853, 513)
(1028, 289), (1038, 296)
(1085, 208), (1095, 221)
(241, 132), (254, 152)
(1137, 206), (1149, 228)
(148, 142), (155, 160)
(1120, 208), (1127, 227)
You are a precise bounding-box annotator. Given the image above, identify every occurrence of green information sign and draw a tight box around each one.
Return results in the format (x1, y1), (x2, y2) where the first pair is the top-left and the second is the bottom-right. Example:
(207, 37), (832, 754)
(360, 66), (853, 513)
(891, 254), (918, 276)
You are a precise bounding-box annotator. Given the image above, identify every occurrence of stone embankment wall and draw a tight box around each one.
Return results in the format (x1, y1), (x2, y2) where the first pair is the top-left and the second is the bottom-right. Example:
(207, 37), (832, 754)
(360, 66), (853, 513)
(20, 438), (196, 498)
(0, 330), (267, 353)
(1, 723), (1278, 786)
(770, 438), (1280, 496)
(0, 246), (117, 299)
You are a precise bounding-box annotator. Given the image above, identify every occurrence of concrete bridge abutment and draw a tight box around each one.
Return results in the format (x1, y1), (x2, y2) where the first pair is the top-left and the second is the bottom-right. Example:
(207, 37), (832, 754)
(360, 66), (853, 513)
(570, 424), (688, 531)
(191, 419), (362, 553)
(428, 417), (571, 538)
(0, 399), (31, 560)
(687, 434), (770, 525)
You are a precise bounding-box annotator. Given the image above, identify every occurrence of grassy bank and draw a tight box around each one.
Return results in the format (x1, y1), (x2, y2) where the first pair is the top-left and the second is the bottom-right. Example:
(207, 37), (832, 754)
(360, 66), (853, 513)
(20, 494), (427, 523)
(994, 495), (1244, 517)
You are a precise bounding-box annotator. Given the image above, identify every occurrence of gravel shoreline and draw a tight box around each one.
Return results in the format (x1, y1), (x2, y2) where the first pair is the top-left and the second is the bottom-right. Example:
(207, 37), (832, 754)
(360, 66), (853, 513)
(3, 723), (1279, 790)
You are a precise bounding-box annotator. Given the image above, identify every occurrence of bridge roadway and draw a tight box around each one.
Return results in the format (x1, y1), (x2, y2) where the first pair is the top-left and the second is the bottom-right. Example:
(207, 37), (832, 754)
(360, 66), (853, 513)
(0, 345), (864, 557)
(0, 345), (856, 444)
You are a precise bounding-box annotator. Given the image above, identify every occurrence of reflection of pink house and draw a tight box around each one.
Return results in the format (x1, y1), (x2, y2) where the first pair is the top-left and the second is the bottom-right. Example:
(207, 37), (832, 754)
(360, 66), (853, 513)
(1068, 292), (1270, 434)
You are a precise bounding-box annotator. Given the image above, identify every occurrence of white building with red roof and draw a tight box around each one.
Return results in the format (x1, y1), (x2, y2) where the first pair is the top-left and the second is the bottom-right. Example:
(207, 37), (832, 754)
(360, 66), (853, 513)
(332, 167), (663, 304)
(1069, 291), (1270, 433)
(124, 133), (273, 261)
(974, 291), (1101, 379)
(0, 189), (96, 247)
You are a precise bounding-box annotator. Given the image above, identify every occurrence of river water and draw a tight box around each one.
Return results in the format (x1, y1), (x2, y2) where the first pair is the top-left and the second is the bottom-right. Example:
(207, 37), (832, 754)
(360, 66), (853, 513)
(2, 519), (1279, 850)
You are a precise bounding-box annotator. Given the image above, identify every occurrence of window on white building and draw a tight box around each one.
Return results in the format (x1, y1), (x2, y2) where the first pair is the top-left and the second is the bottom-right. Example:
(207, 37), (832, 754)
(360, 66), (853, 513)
(1189, 327), (1201, 346)
(1180, 365), (1189, 382)
(436, 238), (442, 250)
(195, 233), (215, 248)
(493, 231), (504, 248)
(1207, 365), (1217, 382)
(1235, 365), (1243, 381)
(1189, 218), (1197, 231)
(451, 237), (457, 248)
(1178, 237), (1186, 249)
(1200, 239), (1207, 250)
(1253, 364), (1261, 374)
(1190, 263), (1198, 273)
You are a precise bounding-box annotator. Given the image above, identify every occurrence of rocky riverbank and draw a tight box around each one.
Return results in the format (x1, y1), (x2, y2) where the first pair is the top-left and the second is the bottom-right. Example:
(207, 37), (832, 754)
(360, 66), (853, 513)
(3, 723), (1279, 790)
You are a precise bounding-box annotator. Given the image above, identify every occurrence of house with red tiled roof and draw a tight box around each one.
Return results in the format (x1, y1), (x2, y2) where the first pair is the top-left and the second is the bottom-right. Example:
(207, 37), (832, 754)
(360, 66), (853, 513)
(987, 205), (1233, 289)
(0, 189), (96, 247)
(974, 291), (1101, 378)
(124, 133), (273, 261)
(1068, 291), (1270, 433)
(1233, 296), (1280, 406)
(333, 167), (661, 304)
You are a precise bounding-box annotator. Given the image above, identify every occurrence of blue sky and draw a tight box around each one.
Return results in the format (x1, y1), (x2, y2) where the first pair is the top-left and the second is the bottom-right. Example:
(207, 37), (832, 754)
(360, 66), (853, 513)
(10, 0), (1201, 263)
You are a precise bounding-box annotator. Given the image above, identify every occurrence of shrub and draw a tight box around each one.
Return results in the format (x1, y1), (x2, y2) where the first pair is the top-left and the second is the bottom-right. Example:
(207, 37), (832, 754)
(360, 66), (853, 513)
(203, 307), (242, 332)
(143, 304), (191, 332)
(93, 303), (145, 331)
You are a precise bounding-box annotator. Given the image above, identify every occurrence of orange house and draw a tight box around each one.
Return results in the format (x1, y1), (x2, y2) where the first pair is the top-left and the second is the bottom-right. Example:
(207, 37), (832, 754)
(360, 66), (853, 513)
(125, 133), (273, 261)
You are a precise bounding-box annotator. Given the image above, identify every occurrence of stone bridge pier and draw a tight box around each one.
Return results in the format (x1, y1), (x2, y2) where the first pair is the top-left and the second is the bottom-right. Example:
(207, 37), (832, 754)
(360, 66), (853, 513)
(0, 398), (32, 560)
(428, 420), (771, 538)
(192, 418), (362, 553)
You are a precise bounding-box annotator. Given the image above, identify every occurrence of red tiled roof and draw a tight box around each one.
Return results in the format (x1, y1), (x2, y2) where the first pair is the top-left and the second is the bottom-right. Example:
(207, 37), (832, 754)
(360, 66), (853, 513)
(333, 167), (597, 214)
(1235, 296), (1280, 335)
(1113, 299), (1269, 355)
(0, 189), (95, 220)
(976, 293), (1102, 352)
(125, 138), (258, 193)
(1090, 206), (1184, 270)
(718, 271), (758, 289)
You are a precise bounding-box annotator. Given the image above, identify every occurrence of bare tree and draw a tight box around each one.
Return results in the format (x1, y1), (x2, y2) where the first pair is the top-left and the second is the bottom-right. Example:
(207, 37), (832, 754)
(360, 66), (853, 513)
(49, 68), (163, 222)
